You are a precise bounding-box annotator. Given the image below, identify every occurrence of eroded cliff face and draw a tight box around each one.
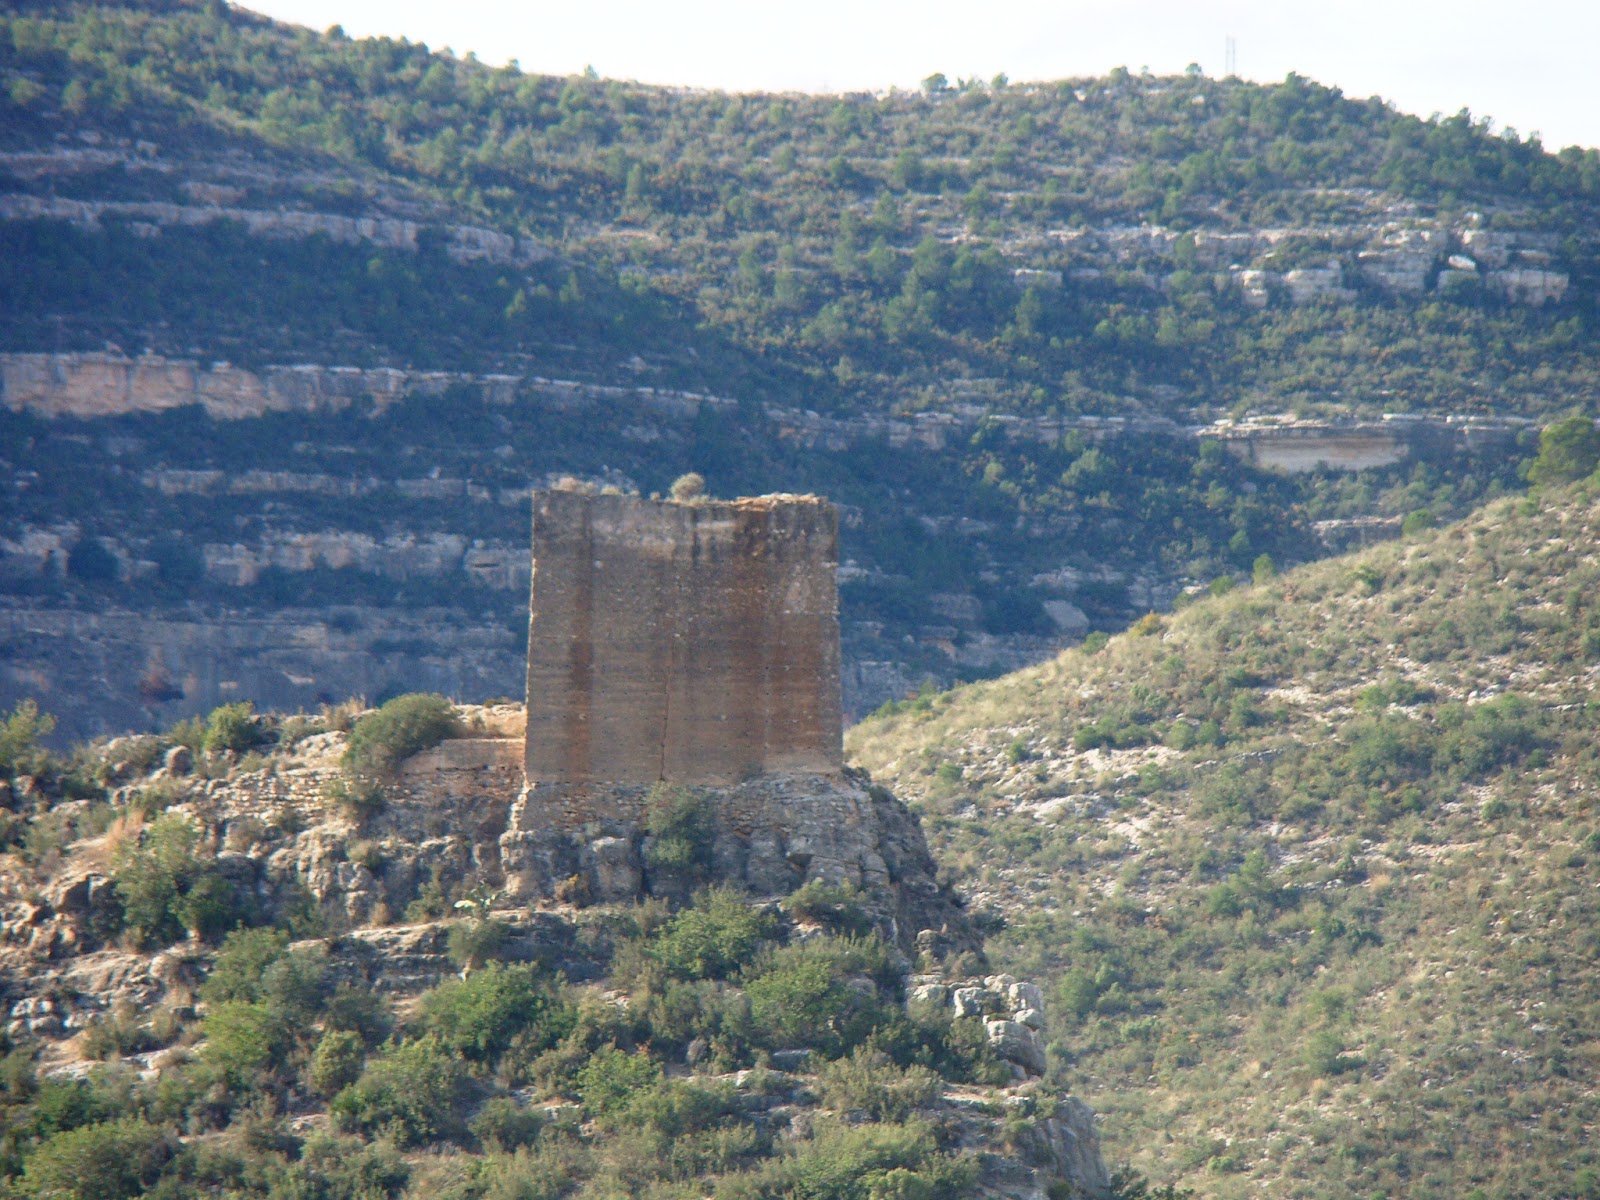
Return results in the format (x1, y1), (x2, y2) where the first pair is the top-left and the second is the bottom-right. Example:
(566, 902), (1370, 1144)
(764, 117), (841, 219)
(0, 350), (1536, 469)
(0, 606), (526, 744)
(0, 346), (1538, 743)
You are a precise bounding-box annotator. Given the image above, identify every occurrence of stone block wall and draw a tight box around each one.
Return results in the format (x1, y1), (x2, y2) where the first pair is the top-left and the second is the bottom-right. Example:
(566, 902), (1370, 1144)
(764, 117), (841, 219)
(524, 491), (841, 809)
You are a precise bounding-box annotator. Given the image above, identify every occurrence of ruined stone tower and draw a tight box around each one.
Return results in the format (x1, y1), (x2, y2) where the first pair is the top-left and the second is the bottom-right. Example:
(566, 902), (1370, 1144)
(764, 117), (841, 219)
(500, 488), (967, 947)
(524, 490), (842, 809)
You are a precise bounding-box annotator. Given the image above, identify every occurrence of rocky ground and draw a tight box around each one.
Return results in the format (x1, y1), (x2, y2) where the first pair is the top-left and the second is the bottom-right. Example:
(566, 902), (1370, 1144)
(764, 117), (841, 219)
(0, 701), (1111, 1198)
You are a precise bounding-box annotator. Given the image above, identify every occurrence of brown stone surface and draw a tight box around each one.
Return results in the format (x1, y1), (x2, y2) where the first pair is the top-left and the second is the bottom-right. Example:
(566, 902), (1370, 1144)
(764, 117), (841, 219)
(525, 491), (842, 793)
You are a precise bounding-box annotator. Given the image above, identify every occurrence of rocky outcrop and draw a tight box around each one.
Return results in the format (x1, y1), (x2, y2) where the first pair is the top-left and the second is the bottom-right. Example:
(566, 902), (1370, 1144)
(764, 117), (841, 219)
(501, 768), (976, 957)
(1051, 216), (1578, 310)
(0, 193), (551, 268)
(1487, 268), (1569, 306)
(0, 350), (1540, 462)
(0, 691), (1104, 1197)
(200, 531), (526, 590)
(1209, 413), (1530, 474)
(0, 705), (971, 961)
(1011, 1096), (1113, 1200)
(0, 352), (524, 420)
(914, 972), (1052, 1078)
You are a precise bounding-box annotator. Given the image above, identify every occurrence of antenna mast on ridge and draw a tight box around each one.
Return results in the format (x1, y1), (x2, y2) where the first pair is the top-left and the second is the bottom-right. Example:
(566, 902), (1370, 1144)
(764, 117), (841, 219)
(1224, 35), (1237, 78)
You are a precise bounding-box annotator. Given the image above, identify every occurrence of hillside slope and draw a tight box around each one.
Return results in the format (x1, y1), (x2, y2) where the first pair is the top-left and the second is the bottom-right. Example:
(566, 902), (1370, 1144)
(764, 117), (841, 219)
(0, 0), (1583, 735)
(849, 484), (1600, 1199)
(6, 0), (1600, 417)
(0, 700), (1111, 1200)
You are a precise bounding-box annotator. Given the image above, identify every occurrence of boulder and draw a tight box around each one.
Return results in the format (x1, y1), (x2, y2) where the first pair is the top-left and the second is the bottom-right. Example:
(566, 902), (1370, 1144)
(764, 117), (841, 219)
(909, 982), (948, 1007)
(986, 1018), (1047, 1076)
(586, 836), (641, 902)
(1014, 1095), (1112, 1199)
(1009, 980), (1045, 1012)
(953, 986), (993, 1018)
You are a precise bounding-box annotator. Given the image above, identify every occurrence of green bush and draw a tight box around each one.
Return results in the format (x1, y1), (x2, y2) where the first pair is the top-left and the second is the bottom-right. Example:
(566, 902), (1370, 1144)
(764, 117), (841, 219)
(717, 1119), (975, 1200)
(18, 1118), (173, 1200)
(113, 814), (247, 947)
(620, 1078), (740, 1139)
(513, 992), (640, 1095)
(782, 880), (873, 938)
(652, 887), (779, 982)
(416, 964), (574, 1067)
(670, 472), (707, 501)
(819, 1048), (941, 1122)
(342, 693), (459, 779)
(0, 699), (55, 776)
(272, 1133), (409, 1199)
(1401, 508), (1437, 536)
(1526, 415), (1600, 486)
(257, 944), (331, 1022)
(330, 1036), (470, 1146)
(472, 1144), (588, 1200)
(640, 977), (755, 1065)
(322, 775), (385, 823)
(574, 1046), (662, 1119)
(1, 1073), (108, 1174)
(201, 1001), (290, 1091)
(78, 1005), (163, 1062)
(643, 785), (717, 883)
(201, 702), (264, 755)
(323, 984), (392, 1046)
(201, 927), (289, 1004)
(470, 1097), (544, 1153)
(1303, 1028), (1365, 1077)
(1081, 631), (1111, 655)
(447, 916), (512, 971)
(1435, 695), (1541, 778)
(906, 1002), (1011, 1086)
(742, 937), (895, 1058)
(309, 1030), (367, 1099)
(1106, 1168), (1197, 1200)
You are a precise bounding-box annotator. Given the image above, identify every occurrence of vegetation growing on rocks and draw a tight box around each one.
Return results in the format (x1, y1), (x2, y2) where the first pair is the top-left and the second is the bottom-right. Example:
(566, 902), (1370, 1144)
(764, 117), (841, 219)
(0, 698), (1104, 1200)
(6, 2), (1600, 418)
(851, 480), (1600, 1198)
(10, 0), (1597, 735)
(342, 692), (462, 779)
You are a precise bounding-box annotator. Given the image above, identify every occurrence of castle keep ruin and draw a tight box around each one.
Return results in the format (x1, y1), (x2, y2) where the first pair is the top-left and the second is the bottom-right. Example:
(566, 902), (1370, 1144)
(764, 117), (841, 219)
(499, 487), (968, 952)
(524, 490), (842, 803)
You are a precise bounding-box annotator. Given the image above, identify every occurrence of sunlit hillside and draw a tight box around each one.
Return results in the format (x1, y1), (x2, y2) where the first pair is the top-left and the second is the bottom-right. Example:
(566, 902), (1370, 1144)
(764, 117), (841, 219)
(851, 482), (1600, 1198)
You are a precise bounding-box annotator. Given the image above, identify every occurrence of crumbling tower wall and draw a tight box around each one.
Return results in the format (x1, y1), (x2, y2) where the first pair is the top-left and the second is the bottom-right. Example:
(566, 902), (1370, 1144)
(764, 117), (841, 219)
(502, 489), (969, 945)
(524, 491), (842, 812)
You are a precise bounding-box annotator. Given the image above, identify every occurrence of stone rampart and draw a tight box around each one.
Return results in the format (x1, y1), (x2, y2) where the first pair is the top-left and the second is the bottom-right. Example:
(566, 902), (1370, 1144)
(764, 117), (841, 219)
(523, 491), (842, 802)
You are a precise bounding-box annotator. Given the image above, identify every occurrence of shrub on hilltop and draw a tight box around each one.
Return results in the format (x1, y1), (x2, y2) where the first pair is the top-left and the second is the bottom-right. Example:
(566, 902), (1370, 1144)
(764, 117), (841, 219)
(341, 693), (460, 779)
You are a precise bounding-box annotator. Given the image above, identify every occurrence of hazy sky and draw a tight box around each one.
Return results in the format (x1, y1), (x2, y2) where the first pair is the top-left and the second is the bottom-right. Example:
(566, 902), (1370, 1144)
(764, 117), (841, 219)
(244, 0), (1598, 152)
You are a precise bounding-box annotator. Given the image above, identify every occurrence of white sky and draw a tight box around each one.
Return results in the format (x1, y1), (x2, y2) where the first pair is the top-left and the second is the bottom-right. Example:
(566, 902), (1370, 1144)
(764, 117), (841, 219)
(243, 0), (1600, 152)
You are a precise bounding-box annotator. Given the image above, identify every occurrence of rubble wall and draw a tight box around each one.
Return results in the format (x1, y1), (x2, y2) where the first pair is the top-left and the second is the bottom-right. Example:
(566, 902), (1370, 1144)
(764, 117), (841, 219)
(524, 491), (842, 800)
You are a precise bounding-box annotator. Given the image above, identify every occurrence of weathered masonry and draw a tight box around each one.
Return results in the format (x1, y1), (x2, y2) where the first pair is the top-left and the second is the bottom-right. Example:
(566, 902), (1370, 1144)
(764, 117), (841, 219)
(524, 491), (842, 800)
